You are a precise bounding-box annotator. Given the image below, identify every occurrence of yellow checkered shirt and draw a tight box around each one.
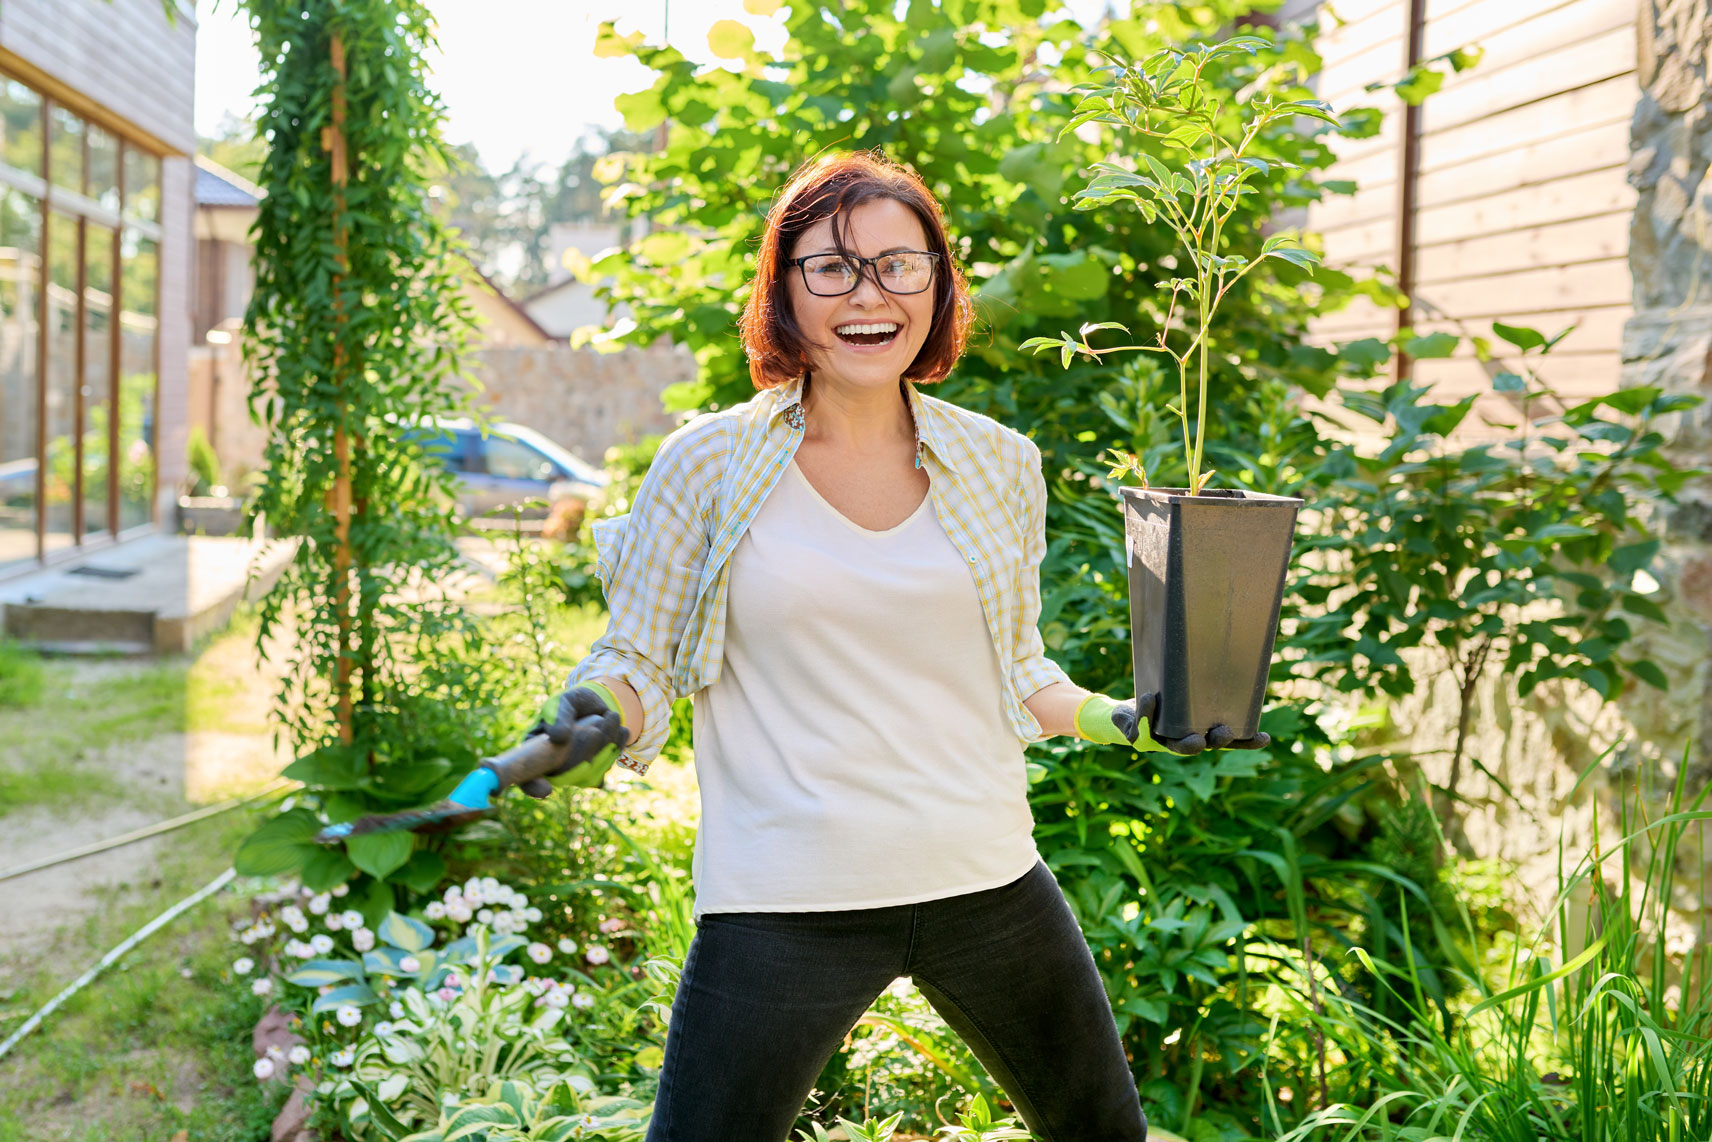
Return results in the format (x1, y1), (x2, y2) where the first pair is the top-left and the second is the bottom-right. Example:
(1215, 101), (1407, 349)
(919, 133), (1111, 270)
(568, 378), (1070, 774)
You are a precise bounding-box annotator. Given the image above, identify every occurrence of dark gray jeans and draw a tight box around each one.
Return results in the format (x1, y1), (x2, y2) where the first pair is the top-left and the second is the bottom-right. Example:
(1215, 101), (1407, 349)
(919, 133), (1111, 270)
(644, 859), (1148, 1142)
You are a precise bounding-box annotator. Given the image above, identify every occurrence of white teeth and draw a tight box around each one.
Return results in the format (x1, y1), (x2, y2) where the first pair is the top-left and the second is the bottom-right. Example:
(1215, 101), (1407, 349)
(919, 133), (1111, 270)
(836, 323), (899, 336)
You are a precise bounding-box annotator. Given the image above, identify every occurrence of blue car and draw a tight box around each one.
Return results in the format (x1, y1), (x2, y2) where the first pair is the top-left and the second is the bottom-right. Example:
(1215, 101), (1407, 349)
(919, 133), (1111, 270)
(414, 419), (606, 521)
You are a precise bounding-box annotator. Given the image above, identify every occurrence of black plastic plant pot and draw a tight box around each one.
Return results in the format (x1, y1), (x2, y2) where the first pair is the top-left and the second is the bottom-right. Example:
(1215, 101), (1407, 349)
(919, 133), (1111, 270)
(1122, 486), (1303, 742)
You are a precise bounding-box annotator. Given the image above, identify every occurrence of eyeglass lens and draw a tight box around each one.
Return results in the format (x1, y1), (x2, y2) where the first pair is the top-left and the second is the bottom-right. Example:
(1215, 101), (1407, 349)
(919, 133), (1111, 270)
(801, 252), (935, 295)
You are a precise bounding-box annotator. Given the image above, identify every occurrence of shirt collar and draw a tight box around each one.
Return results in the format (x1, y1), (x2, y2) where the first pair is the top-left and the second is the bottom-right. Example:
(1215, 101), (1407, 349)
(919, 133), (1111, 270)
(767, 375), (960, 474)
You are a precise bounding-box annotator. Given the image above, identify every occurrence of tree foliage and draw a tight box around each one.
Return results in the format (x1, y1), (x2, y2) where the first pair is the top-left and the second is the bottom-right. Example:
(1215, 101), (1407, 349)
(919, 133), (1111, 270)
(581, 1), (1690, 1135)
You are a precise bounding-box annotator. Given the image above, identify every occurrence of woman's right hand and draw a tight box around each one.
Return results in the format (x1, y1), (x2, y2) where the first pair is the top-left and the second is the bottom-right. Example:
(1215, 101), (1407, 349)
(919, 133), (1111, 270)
(516, 685), (629, 795)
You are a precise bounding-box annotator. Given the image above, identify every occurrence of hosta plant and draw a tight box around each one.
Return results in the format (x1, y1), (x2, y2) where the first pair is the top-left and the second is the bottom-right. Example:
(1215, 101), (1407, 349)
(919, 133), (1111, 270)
(327, 930), (589, 1138)
(392, 1076), (651, 1142)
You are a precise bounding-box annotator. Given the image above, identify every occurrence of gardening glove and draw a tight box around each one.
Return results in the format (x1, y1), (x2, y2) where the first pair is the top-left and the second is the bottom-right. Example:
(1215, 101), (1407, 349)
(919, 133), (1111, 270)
(1074, 691), (1270, 755)
(514, 681), (628, 796)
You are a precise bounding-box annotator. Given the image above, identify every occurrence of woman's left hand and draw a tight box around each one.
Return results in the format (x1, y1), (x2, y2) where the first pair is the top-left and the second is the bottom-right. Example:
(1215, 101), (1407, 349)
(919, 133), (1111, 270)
(1076, 691), (1270, 754)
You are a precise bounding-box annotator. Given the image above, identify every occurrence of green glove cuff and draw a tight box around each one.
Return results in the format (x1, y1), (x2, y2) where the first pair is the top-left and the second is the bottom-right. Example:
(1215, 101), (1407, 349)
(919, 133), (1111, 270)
(1075, 693), (1131, 746)
(582, 681), (624, 722)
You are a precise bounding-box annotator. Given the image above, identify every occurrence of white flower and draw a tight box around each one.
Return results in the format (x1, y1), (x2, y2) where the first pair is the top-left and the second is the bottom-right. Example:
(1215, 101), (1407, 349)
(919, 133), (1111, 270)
(331, 1047), (355, 1067)
(324, 913), (343, 931)
(307, 894), (331, 915)
(251, 978), (273, 996)
(340, 909), (364, 930)
(424, 902), (446, 920)
(232, 957), (254, 976)
(477, 909), (494, 924)
(351, 928), (375, 953)
(443, 886), (463, 904)
(579, 1113), (598, 1129)
(568, 1074), (595, 1094)
(525, 907), (543, 923)
(512, 893), (528, 910)
(571, 992), (595, 1010)
(310, 934), (335, 955)
(526, 942), (552, 964)
(331, 883), (349, 897)
(557, 938), (578, 956)
(290, 940), (317, 960)
(447, 903), (473, 924)
(280, 906), (308, 933)
(599, 918), (624, 934)
(239, 929), (258, 946)
(389, 1001), (405, 1019)
(288, 1045), (311, 1065)
(399, 956), (421, 974)
(374, 1021), (394, 1037)
(252, 920), (275, 939)
(266, 1044), (285, 1060)
(481, 876), (500, 894)
(336, 1005), (362, 1027)
(585, 945), (609, 965)
(541, 990), (569, 1009)
(253, 1058), (276, 1080)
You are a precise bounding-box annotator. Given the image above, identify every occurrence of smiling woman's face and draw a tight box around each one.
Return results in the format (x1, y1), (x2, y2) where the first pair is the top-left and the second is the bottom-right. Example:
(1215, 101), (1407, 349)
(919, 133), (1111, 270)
(786, 197), (937, 397)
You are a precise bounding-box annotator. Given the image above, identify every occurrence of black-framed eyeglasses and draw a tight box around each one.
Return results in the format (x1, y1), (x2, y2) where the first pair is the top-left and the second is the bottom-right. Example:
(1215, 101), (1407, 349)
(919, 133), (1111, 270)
(788, 250), (941, 296)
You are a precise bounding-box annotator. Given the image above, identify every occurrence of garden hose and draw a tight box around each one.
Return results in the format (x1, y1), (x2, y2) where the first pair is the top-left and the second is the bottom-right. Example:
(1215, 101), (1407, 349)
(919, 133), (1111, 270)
(0, 779), (294, 884)
(0, 866), (238, 1062)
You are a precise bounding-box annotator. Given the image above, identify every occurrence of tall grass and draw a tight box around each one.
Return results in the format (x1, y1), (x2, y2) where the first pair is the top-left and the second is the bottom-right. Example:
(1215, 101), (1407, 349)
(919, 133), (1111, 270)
(1263, 747), (1712, 1142)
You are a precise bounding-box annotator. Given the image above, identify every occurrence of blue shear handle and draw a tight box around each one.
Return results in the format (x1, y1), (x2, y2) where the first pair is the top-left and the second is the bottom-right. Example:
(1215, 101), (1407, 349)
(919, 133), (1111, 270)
(446, 766), (501, 810)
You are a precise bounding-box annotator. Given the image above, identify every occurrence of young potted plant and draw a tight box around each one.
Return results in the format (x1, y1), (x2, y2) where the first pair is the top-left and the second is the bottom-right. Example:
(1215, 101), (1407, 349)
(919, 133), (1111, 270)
(1023, 37), (1335, 743)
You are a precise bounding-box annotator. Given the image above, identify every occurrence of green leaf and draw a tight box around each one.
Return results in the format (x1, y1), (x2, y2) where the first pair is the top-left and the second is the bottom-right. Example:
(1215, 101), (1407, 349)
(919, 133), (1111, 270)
(1492, 372), (1526, 393)
(1491, 321), (1546, 351)
(233, 809), (324, 877)
(378, 911), (436, 954)
(706, 19), (754, 60)
(285, 959), (366, 987)
(311, 982), (379, 1013)
(350, 1078), (413, 1141)
(1401, 331), (1458, 358)
(1628, 659), (1669, 690)
(348, 830), (414, 880)
(392, 848), (448, 894)
(1602, 386), (1662, 415)
(1609, 539), (1660, 576)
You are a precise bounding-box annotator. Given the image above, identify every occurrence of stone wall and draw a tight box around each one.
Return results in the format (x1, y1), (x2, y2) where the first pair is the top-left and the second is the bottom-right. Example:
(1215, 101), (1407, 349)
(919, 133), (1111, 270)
(1620, 0), (1712, 780)
(191, 339), (694, 483)
(461, 343), (693, 465)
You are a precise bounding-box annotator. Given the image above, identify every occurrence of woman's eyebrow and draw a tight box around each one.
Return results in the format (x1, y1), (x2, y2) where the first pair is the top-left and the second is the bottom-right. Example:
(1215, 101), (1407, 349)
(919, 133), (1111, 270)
(803, 245), (921, 256)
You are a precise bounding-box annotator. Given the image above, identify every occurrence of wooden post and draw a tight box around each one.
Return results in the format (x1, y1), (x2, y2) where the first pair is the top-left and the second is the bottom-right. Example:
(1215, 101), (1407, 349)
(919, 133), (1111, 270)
(325, 33), (354, 744)
(1391, 0), (1427, 385)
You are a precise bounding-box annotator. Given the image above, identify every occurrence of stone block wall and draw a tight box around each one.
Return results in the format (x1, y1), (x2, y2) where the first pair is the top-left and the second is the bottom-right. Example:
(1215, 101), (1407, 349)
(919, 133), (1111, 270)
(192, 339), (694, 484)
(460, 343), (693, 465)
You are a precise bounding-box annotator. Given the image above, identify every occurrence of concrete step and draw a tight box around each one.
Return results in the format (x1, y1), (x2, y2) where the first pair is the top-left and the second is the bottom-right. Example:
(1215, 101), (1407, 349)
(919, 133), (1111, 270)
(0, 533), (296, 655)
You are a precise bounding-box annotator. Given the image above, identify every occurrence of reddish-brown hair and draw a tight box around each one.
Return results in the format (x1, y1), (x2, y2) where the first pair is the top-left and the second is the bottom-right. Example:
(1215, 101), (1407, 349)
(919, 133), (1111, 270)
(739, 150), (974, 389)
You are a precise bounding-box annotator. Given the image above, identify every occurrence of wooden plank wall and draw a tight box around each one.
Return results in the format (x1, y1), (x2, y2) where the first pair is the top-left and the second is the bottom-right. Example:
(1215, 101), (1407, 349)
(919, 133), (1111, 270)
(1297, 0), (1638, 416)
(0, 0), (195, 155)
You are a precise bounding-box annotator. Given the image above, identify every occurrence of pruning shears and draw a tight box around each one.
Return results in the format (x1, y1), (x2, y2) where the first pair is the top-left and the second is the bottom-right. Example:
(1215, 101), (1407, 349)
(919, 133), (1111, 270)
(312, 711), (618, 844)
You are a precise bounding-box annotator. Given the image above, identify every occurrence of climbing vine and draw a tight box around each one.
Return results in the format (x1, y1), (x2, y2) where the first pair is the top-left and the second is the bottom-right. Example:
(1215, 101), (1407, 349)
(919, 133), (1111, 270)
(236, 0), (504, 907)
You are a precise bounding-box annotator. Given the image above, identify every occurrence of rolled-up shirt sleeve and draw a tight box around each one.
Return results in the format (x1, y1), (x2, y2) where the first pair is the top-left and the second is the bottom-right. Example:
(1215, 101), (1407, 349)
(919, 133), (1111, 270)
(1010, 435), (1072, 723)
(567, 420), (722, 773)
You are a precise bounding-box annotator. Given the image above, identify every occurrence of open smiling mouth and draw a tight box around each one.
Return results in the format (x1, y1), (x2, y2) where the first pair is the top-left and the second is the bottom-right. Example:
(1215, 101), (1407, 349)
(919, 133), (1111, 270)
(836, 322), (899, 347)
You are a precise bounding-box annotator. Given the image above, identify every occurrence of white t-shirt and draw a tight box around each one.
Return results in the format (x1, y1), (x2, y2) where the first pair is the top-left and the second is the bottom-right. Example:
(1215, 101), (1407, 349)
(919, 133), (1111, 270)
(690, 459), (1040, 919)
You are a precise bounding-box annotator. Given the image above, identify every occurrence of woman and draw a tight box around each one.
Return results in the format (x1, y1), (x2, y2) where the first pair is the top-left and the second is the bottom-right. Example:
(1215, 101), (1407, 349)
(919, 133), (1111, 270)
(546, 151), (1260, 1141)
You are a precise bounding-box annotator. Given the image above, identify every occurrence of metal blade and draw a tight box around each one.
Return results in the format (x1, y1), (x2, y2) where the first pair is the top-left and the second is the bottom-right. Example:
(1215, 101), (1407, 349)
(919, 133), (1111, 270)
(314, 801), (490, 844)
